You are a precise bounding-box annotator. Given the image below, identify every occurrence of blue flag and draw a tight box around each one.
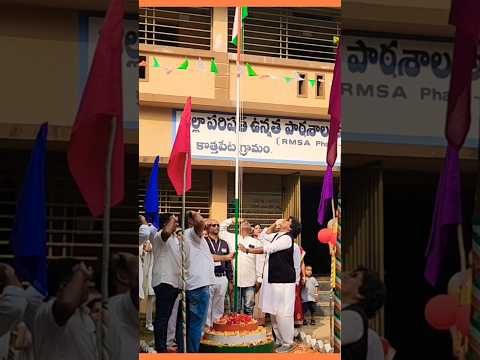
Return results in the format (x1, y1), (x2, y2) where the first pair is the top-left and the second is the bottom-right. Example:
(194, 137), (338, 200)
(11, 123), (48, 296)
(144, 156), (160, 229)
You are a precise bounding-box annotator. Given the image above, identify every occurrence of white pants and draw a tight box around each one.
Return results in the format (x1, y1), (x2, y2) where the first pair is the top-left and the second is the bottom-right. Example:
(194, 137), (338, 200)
(167, 295), (180, 346)
(207, 276), (228, 327)
(271, 314), (294, 346)
(145, 295), (155, 326)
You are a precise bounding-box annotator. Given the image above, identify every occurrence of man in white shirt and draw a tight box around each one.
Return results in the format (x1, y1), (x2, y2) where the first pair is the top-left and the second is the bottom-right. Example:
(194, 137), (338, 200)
(33, 260), (100, 360)
(176, 211), (214, 353)
(151, 215), (180, 353)
(138, 215), (156, 331)
(220, 218), (262, 315)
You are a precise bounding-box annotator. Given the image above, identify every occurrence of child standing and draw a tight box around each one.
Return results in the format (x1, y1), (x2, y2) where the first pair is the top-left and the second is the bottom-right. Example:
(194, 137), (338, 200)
(301, 265), (319, 325)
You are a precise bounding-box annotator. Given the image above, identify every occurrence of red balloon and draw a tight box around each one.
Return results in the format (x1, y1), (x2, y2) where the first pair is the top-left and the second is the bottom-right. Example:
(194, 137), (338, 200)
(329, 231), (337, 246)
(317, 228), (333, 244)
(455, 304), (471, 336)
(425, 295), (459, 330)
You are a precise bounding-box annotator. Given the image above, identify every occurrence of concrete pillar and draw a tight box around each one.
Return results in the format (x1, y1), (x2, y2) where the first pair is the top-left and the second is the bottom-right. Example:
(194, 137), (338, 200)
(211, 170), (228, 221)
(211, 7), (230, 100)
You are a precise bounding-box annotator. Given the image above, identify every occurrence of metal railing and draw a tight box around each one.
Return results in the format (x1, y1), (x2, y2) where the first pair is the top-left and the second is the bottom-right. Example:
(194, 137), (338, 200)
(228, 7), (340, 62)
(139, 7), (212, 50)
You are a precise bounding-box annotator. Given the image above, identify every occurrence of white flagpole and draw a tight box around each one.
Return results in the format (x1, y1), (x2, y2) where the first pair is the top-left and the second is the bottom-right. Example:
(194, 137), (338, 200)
(99, 116), (116, 360)
(180, 153), (188, 352)
(233, 6), (242, 313)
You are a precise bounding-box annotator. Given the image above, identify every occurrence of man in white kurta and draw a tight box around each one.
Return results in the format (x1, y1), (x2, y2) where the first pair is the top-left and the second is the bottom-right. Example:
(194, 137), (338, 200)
(220, 218), (262, 315)
(238, 218), (301, 353)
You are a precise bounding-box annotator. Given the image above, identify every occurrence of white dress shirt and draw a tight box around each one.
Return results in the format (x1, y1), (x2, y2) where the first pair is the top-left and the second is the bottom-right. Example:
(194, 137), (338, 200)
(220, 219), (263, 288)
(184, 227), (215, 291)
(152, 230), (181, 289)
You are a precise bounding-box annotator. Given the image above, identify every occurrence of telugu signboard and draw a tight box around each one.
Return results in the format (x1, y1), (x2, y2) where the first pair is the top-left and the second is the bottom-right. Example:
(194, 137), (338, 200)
(84, 16), (138, 129)
(173, 112), (341, 167)
(342, 35), (480, 148)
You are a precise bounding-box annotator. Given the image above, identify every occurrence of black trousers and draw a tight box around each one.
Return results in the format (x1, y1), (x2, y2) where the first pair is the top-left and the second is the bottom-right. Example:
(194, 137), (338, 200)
(303, 301), (316, 318)
(153, 283), (180, 352)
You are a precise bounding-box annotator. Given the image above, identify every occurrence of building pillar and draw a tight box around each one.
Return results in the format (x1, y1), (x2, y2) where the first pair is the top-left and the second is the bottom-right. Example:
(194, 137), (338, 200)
(211, 170), (228, 221)
(211, 7), (230, 100)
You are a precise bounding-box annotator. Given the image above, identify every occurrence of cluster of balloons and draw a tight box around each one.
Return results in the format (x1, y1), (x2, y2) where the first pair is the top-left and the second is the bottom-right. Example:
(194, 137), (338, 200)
(424, 294), (470, 336)
(317, 218), (338, 246)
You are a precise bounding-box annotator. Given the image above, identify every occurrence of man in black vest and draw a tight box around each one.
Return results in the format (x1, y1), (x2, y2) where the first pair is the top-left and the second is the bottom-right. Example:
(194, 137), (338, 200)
(238, 217), (302, 353)
(342, 267), (386, 360)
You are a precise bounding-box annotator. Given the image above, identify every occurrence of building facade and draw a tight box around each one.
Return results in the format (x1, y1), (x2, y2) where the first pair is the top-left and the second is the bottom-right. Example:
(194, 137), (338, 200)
(139, 7), (341, 274)
(0, 1), (139, 263)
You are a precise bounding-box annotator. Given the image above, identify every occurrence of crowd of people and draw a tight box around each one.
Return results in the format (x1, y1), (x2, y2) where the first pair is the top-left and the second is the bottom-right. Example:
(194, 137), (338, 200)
(139, 211), (321, 353)
(0, 253), (139, 360)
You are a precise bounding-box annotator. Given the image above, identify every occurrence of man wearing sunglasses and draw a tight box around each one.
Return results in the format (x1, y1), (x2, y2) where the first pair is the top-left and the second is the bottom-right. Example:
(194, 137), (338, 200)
(204, 219), (234, 328)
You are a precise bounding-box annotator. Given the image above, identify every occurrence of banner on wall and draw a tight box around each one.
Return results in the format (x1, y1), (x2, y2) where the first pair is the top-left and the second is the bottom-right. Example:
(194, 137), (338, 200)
(173, 111), (341, 167)
(85, 16), (138, 129)
(342, 35), (480, 148)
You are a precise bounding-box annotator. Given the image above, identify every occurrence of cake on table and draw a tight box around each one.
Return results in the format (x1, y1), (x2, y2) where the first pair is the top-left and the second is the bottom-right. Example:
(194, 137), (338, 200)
(200, 314), (274, 353)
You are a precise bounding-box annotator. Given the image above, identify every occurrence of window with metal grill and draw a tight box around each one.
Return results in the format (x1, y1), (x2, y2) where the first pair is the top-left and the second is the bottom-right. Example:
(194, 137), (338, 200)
(0, 150), (138, 262)
(139, 167), (211, 222)
(227, 173), (283, 228)
(228, 7), (340, 62)
(139, 7), (212, 50)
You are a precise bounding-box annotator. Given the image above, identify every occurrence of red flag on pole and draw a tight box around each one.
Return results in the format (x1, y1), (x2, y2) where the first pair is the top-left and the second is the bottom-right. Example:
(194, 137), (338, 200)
(445, 0), (480, 150)
(168, 97), (192, 196)
(327, 44), (341, 167)
(67, 0), (124, 218)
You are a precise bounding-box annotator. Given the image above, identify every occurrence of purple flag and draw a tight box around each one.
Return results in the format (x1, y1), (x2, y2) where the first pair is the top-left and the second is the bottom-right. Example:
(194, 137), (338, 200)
(317, 165), (333, 225)
(425, 145), (463, 286)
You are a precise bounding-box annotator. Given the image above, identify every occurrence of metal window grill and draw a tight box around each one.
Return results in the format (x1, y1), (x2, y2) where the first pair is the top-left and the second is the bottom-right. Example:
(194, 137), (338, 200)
(0, 150), (138, 262)
(138, 168), (211, 221)
(139, 7), (212, 50)
(227, 173), (283, 228)
(228, 7), (340, 62)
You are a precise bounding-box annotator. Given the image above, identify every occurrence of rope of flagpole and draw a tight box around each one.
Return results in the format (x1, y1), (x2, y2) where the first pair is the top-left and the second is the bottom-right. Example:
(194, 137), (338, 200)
(180, 154), (188, 352)
(334, 193), (341, 353)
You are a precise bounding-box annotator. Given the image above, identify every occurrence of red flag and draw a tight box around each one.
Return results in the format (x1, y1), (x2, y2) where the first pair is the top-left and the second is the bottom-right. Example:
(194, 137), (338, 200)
(445, 0), (480, 150)
(168, 97), (192, 196)
(327, 44), (341, 167)
(67, 0), (124, 218)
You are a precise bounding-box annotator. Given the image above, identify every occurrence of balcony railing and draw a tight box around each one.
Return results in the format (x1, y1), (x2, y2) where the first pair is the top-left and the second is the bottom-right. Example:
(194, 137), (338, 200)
(139, 7), (212, 50)
(228, 7), (340, 63)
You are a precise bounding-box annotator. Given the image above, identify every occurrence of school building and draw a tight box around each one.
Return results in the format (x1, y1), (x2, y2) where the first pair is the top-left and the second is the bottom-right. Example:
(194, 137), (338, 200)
(139, 7), (341, 275)
(0, 1), (139, 264)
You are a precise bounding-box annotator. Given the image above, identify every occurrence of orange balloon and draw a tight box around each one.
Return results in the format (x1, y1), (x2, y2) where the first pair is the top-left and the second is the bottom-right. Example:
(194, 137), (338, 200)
(425, 294), (459, 330)
(317, 228), (333, 244)
(455, 304), (471, 336)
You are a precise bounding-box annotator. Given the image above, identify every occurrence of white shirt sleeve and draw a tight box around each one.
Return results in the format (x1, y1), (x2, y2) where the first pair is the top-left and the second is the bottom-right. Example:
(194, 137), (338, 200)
(139, 224), (150, 245)
(0, 286), (27, 336)
(23, 286), (45, 331)
(293, 244), (301, 285)
(341, 309), (364, 345)
(367, 329), (386, 360)
(255, 238), (266, 283)
(262, 234), (292, 254)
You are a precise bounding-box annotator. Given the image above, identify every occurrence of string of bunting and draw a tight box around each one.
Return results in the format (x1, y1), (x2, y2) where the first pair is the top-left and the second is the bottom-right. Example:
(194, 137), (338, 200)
(140, 57), (328, 86)
(139, 36), (340, 86)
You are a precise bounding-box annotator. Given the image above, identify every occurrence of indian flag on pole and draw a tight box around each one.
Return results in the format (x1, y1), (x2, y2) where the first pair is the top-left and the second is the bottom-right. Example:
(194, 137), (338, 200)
(231, 6), (248, 47)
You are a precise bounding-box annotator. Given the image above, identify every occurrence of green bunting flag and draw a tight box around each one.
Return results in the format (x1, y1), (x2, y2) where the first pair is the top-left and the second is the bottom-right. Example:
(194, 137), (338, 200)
(284, 76), (293, 84)
(153, 57), (160, 68)
(177, 58), (189, 70)
(245, 63), (257, 77)
(210, 59), (219, 74)
(309, 79), (316, 88)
